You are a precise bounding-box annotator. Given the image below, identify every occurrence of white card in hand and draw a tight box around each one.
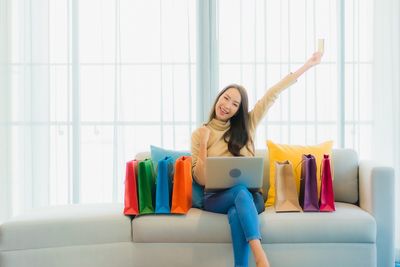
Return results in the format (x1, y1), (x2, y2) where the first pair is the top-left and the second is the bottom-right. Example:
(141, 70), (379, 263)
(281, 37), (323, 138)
(318, 39), (325, 53)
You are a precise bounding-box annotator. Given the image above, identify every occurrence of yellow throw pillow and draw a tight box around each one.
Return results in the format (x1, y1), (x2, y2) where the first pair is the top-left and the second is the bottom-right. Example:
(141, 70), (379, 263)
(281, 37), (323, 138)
(265, 140), (334, 207)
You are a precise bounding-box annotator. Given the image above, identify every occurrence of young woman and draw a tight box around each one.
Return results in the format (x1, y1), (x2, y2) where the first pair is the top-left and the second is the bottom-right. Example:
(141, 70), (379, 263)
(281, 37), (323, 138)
(191, 52), (323, 267)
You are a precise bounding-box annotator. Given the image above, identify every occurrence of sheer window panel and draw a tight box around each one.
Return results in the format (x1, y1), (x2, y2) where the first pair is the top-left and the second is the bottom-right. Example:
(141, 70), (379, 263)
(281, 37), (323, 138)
(190, 66), (197, 122)
(304, 69), (317, 122)
(254, 64), (266, 102)
(80, 66), (115, 122)
(79, 0), (115, 64)
(254, 0), (266, 62)
(119, 125), (157, 163)
(288, 0), (306, 63)
(290, 65), (307, 122)
(10, 66), (23, 121)
(317, 124), (337, 145)
(174, 125), (192, 151)
(161, 67), (175, 123)
(218, 0), (241, 63)
(49, 125), (71, 205)
(11, 125), (50, 213)
(344, 67), (373, 154)
(358, 0), (373, 62)
(345, 123), (372, 161)
(30, 1), (50, 64)
(241, 64), (257, 106)
(255, 126), (267, 149)
(358, 64), (372, 121)
(345, 0), (373, 62)
(164, 65), (192, 122)
(345, 123), (357, 151)
(316, 0), (337, 61)
(120, 65), (161, 122)
(10, 0), (21, 63)
(288, 125), (303, 145)
(49, 0), (69, 64)
(256, 124), (319, 148)
(10, 65), (50, 122)
(119, 0), (160, 63)
(315, 64), (337, 121)
(345, 0), (355, 62)
(10, 126), (25, 216)
(314, 0), (335, 42)
(81, 125), (114, 203)
(267, 0), (290, 62)
(219, 64), (241, 89)
(305, 124), (317, 145)
(161, 65), (196, 122)
(345, 64), (356, 122)
(9, 1), (49, 62)
(161, 125), (174, 149)
(50, 66), (71, 122)
(240, 0), (256, 63)
(161, 0), (196, 63)
(266, 124), (289, 144)
(265, 0), (284, 62)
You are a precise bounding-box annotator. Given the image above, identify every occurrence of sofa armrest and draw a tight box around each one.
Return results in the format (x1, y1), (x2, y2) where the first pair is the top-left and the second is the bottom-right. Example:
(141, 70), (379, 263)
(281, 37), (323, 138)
(359, 160), (395, 267)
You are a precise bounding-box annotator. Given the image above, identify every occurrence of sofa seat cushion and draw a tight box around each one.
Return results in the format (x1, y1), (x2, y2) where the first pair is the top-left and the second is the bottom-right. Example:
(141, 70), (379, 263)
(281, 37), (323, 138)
(0, 204), (132, 251)
(260, 202), (376, 243)
(132, 202), (376, 244)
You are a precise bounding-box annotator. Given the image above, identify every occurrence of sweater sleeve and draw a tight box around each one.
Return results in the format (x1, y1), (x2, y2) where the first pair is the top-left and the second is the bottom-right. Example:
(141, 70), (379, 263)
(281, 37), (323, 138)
(248, 73), (297, 132)
(191, 128), (201, 175)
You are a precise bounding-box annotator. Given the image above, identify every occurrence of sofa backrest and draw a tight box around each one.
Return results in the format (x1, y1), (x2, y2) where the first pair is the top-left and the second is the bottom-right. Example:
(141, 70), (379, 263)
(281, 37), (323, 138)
(135, 148), (359, 204)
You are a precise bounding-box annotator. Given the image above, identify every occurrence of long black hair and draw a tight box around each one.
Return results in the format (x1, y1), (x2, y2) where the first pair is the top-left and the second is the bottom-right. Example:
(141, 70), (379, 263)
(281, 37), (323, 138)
(208, 84), (253, 156)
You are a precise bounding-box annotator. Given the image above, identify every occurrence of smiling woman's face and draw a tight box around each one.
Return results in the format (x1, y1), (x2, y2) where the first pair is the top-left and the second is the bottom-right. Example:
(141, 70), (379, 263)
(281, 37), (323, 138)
(214, 88), (241, 122)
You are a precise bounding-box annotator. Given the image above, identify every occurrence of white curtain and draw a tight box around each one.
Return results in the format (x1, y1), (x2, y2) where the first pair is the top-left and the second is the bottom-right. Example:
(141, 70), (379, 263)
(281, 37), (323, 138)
(217, 0), (340, 148)
(0, 0), (12, 221)
(0, 0), (196, 222)
(373, 0), (400, 260)
(1, 1), (399, 260)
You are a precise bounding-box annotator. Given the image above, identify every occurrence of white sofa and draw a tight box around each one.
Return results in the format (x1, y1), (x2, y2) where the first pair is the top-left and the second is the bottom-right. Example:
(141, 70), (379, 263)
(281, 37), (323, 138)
(0, 149), (395, 267)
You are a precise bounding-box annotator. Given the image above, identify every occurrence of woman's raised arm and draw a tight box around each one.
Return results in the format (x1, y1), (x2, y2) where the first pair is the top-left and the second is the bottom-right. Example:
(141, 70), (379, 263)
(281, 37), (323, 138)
(292, 51), (323, 80)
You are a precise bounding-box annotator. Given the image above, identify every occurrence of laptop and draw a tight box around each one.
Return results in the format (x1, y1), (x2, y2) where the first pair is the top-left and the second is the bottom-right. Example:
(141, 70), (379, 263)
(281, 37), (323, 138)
(205, 157), (264, 191)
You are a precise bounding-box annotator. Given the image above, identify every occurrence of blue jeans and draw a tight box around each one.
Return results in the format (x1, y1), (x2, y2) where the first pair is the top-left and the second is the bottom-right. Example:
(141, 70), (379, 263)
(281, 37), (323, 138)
(203, 184), (265, 267)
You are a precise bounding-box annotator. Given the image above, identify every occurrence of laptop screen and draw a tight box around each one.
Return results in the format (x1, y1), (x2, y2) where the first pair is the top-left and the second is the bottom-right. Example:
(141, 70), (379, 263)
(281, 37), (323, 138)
(205, 157), (264, 191)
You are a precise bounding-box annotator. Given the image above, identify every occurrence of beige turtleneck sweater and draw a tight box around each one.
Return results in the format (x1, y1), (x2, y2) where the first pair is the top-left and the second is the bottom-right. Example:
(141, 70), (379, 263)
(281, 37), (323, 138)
(191, 73), (297, 185)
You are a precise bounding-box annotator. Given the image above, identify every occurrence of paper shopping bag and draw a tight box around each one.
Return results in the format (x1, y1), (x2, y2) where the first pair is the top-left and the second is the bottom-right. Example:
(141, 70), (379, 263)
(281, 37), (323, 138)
(138, 159), (156, 214)
(171, 156), (192, 214)
(274, 160), (302, 212)
(123, 159), (139, 215)
(299, 154), (319, 212)
(319, 154), (335, 212)
(155, 156), (173, 213)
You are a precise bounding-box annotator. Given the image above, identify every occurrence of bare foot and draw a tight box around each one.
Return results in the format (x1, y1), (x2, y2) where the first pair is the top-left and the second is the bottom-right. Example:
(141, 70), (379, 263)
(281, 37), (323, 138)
(255, 254), (270, 267)
(249, 239), (271, 267)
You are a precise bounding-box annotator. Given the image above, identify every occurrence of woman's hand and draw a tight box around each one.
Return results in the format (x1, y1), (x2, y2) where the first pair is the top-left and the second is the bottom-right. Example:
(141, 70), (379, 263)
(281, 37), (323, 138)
(305, 52), (323, 69)
(193, 125), (211, 186)
(292, 51), (323, 79)
(198, 125), (210, 146)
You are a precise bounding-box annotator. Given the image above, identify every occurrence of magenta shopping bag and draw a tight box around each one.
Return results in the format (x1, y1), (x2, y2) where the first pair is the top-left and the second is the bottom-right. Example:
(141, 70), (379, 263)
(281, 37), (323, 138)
(319, 154), (335, 212)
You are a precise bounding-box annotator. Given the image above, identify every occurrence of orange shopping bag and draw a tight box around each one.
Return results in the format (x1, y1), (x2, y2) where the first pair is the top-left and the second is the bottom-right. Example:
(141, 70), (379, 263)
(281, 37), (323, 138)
(171, 156), (192, 214)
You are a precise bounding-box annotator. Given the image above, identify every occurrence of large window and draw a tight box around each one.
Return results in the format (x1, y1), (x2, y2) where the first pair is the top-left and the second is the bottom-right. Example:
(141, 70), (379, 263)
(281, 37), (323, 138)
(8, 0), (196, 209)
(0, 0), (377, 211)
(217, 0), (373, 160)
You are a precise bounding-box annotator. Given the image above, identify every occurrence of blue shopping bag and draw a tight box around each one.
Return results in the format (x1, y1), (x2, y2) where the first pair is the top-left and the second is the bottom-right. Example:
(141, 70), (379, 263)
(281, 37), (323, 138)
(155, 156), (174, 213)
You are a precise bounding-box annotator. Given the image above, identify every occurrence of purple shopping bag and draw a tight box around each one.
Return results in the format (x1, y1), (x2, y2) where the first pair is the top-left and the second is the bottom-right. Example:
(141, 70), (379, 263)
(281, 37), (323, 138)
(299, 154), (319, 212)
